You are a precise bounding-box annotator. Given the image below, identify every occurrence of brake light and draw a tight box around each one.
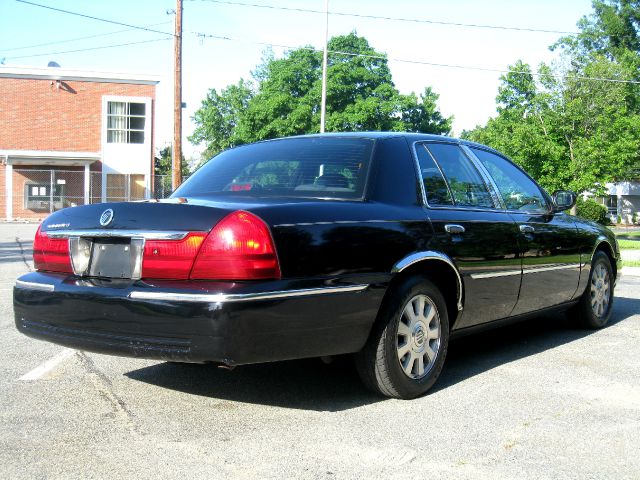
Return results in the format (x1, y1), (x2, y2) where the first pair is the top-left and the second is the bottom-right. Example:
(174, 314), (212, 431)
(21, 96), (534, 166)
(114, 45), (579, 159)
(33, 225), (73, 274)
(141, 233), (206, 279)
(190, 210), (281, 280)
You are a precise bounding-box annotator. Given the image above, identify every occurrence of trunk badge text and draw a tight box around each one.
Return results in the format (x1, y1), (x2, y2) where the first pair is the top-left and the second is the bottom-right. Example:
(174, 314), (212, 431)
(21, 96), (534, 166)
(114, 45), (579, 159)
(99, 209), (114, 227)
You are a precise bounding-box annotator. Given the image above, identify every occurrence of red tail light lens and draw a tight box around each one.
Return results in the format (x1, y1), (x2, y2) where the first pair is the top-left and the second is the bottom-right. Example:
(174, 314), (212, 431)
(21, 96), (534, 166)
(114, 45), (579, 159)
(33, 225), (73, 274)
(141, 233), (206, 279)
(190, 210), (281, 280)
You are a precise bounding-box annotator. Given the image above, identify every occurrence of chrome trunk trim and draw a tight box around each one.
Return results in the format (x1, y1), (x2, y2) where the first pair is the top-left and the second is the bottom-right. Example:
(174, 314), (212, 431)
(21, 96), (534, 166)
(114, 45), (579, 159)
(45, 230), (192, 240)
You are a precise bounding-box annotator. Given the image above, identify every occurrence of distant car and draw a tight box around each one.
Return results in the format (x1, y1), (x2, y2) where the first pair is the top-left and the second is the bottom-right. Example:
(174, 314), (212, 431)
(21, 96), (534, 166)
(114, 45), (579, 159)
(14, 133), (620, 399)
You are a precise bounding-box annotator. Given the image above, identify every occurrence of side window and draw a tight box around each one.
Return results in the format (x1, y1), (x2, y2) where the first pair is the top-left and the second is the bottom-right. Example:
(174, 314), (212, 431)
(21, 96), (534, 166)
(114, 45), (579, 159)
(415, 144), (453, 205)
(425, 143), (495, 208)
(471, 148), (548, 212)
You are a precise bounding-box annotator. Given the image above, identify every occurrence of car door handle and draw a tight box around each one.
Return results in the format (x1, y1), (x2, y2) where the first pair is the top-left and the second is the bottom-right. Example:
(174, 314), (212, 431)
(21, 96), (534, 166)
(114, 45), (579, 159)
(445, 224), (465, 234)
(519, 225), (535, 234)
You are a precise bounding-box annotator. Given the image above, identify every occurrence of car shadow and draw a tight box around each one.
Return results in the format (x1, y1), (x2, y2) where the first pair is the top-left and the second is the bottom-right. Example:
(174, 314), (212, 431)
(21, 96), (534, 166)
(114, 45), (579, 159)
(125, 295), (639, 412)
(125, 355), (382, 412)
(434, 295), (639, 392)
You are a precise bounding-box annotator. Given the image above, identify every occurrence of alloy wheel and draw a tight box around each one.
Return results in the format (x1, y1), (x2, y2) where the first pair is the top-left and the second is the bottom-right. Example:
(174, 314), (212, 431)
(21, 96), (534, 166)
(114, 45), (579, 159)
(590, 263), (611, 318)
(396, 294), (441, 379)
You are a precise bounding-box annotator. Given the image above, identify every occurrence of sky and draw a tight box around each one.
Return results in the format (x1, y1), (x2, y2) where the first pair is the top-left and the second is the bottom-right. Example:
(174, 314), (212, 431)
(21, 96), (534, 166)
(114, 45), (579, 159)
(0, 0), (594, 160)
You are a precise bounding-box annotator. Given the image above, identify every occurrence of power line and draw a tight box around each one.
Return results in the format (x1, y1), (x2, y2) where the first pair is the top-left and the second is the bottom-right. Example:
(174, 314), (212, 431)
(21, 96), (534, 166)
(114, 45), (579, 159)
(193, 31), (640, 85)
(1, 21), (173, 52)
(187, 0), (580, 35)
(5, 37), (172, 60)
(7, 0), (635, 86)
(15, 0), (174, 37)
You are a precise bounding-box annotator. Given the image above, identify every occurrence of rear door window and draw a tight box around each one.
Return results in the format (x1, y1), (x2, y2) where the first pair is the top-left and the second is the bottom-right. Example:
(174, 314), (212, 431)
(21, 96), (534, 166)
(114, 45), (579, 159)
(423, 143), (495, 208)
(415, 144), (453, 206)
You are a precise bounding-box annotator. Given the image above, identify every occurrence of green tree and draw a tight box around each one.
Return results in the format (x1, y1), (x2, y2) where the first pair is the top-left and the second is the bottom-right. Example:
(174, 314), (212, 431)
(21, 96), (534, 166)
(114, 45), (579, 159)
(553, 0), (640, 74)
(154, 145), (190, 176)
(189, 32), (452, 160)
(464, 1), (640, 196)
(189, 79), (253, 160)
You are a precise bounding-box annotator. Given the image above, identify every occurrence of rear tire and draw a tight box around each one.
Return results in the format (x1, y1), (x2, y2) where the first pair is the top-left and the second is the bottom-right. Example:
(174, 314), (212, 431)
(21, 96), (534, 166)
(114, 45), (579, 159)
(568, 251), (614, 329)
(355, 276), (449, 399)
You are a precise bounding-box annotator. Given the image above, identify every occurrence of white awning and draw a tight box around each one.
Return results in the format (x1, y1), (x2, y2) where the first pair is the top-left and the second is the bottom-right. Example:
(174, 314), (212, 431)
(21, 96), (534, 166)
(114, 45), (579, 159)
(1, 150), (100, 167)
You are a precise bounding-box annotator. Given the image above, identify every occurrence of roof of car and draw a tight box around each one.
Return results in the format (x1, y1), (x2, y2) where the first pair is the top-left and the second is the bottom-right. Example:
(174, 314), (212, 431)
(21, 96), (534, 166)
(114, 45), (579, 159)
(226, 132), (502, 157)
(274, 132), (461, 142)
(252, 131), (495, 146)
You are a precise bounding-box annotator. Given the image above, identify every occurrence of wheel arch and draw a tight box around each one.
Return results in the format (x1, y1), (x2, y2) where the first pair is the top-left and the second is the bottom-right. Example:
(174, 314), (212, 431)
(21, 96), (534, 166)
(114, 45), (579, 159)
(390, 251), (464, 328)
(593, 237), (617, 279)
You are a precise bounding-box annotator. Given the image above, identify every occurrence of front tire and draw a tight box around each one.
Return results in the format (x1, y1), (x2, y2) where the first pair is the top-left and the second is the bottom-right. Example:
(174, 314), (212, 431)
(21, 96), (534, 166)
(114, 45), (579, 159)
(355, 276), (449, 399)
(568, 251), (614, 329)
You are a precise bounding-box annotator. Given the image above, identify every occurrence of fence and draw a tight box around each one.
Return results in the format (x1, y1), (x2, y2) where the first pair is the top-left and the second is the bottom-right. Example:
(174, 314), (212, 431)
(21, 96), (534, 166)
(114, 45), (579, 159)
(153, 175), (190, 199)
(12, 169), (86, 219)
(9, 169), (191, 219)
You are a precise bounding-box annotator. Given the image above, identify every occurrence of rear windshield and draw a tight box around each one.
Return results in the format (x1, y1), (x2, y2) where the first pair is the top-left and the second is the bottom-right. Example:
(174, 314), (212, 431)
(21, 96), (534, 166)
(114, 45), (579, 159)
(173, 137), (375, 199)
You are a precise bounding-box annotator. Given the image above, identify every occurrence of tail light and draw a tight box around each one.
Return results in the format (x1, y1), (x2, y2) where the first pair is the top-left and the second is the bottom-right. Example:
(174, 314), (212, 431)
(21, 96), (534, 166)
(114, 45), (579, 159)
(190, 210), (281, 280)
(142, 233), (206, 279)
(33, 225), (73, 274)
(32, 210), (280, 281)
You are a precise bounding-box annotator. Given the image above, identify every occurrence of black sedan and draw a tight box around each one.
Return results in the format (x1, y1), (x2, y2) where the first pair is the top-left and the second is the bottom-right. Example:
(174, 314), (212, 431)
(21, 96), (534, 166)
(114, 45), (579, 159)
(14, 133), (621, 399)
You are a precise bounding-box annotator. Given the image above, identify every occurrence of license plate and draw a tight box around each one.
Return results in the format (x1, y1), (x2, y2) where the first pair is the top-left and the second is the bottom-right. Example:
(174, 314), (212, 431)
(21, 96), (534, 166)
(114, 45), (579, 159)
(88, 239), (144, 279)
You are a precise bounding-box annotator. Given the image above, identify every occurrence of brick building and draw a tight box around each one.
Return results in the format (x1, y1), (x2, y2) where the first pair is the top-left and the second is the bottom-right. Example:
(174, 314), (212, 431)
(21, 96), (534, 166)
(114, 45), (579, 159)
(0, 66), (159, 220)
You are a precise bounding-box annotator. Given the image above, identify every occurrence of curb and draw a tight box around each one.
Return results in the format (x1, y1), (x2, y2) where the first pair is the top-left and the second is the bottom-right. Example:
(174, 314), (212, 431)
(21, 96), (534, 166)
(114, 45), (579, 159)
(621, 266), (640, 277)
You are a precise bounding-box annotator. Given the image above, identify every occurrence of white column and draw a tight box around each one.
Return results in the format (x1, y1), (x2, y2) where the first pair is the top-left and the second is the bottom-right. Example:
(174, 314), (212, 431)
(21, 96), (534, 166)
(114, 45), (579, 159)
(101, 172), (107, 203)
(84, 164), (90, 205)
(5, 163), (12, 221)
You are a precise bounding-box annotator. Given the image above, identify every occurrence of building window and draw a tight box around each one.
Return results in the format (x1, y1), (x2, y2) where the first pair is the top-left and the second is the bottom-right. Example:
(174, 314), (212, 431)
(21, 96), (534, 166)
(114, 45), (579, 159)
(107, 101), (146, 144)
(106, 174), (146, 201)
(24, 182), (65, 210)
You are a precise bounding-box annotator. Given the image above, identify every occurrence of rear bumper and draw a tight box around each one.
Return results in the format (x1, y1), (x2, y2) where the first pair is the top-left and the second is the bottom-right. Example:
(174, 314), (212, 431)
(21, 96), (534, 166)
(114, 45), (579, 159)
(14, 272), (384, 365)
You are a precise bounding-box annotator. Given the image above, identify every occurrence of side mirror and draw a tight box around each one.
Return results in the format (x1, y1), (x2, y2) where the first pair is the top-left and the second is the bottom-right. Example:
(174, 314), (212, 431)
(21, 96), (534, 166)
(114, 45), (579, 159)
(551, 190), (576, 212)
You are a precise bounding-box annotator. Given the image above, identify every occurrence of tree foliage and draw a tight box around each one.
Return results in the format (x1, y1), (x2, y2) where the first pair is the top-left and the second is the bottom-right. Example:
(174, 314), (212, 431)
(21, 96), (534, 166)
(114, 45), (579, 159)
(154, 145), (189, 176)
(464, 1), (640, 195)
(190, 33), (452, 160)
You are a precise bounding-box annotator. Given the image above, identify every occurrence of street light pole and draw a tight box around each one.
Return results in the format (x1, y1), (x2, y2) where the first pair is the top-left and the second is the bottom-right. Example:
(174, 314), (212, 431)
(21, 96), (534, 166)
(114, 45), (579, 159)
(172, 0), (183, 191)
(320, 0), (329, 133)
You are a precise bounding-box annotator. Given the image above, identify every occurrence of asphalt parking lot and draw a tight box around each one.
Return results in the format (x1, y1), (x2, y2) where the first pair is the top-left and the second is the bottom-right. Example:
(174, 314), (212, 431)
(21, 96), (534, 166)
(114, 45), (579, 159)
(1, 222), (639, 480)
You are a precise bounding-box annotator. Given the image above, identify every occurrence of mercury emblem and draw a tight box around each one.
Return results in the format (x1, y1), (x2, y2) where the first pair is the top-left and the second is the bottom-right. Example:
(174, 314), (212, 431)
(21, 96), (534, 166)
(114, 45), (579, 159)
(99, 208), (114, 227)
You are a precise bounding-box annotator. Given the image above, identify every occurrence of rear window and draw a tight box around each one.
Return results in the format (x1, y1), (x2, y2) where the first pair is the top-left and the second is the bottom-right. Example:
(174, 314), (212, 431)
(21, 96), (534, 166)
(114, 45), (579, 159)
(173, 137), (374, 199)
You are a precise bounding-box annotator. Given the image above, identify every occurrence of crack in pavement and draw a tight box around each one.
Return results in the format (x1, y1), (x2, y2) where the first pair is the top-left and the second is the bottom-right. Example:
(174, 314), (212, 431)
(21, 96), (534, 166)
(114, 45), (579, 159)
(15, 236), (33, 273)
(76, 352), (139, 434)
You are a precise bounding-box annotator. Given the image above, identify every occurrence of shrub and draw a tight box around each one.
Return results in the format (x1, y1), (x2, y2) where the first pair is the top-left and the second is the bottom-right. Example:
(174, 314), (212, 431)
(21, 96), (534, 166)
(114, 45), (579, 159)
(576, 198), (609, 225)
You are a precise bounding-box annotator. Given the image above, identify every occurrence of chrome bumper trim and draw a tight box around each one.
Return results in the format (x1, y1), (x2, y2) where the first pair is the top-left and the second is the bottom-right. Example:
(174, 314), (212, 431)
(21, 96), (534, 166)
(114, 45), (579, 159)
(128, 284), (369, 303)
(45, 230), (192, 240)
(14, 280), (55, 292)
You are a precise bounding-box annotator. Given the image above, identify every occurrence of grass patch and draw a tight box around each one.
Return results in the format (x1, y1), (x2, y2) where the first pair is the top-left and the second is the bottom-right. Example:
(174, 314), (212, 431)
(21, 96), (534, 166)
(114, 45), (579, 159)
(622, 260), (640, 268)
(618, 239), (640, 250)
(615, 230), (640, 240)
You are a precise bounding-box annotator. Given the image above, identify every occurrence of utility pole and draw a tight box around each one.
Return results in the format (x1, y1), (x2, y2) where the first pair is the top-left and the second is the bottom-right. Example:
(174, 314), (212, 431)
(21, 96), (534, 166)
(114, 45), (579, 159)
(320, 0), (329, 133)
(172, 0), (183, 191)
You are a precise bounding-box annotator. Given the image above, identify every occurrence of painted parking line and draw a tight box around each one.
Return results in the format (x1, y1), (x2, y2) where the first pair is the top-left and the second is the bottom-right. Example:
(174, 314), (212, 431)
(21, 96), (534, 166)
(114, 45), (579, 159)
(19, 348), (77, 381)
